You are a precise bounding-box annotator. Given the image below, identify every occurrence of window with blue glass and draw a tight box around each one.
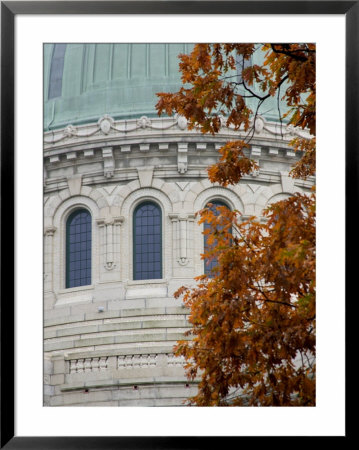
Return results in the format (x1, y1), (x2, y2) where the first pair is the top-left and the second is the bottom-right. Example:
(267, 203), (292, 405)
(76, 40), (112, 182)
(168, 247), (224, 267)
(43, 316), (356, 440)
(48, 43), (67, 100)
(204, 200), (231, 277)
(133, 202), (162, 280)
(66, 209), (92, 288)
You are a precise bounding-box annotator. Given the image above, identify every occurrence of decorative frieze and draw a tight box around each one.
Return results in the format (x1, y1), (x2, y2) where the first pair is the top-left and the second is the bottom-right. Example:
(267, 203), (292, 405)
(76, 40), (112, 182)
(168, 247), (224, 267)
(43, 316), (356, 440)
(44, 114), (311, 148)
(44, 116), (306, 184)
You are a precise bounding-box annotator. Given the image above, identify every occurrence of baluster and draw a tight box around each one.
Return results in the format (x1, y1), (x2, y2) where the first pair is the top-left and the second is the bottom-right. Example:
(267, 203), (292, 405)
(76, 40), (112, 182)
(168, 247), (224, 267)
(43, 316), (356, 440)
(92, 357), (100, 371)
(70, 360), (77, 374)
(132, 355), (141, 367)
(125, 355), (133, 368)
(76, 359), (84, 373)
(150, 354), (157, 367)
(117, 355), (125, 369)
(84, 358), (92, 372)
(99, 357), (107, 371)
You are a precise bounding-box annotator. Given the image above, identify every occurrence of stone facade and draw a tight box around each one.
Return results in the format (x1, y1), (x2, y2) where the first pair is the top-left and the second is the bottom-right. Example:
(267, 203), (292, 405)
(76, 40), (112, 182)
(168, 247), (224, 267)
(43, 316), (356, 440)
(43, 111), (313, 406)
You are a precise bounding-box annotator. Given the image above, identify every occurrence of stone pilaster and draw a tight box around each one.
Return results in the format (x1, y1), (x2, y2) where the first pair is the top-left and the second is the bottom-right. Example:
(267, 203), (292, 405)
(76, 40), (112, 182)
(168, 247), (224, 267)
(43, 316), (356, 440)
(169, 213), (195, 271)
(97, 216), (124, 273)
(44, 226), (57, 309)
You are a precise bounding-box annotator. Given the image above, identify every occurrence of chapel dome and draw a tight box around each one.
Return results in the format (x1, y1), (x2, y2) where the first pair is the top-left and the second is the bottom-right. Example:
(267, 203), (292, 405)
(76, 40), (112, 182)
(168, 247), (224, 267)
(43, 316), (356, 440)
(44, 43), (282, 131)
(44, 43), (193, 130)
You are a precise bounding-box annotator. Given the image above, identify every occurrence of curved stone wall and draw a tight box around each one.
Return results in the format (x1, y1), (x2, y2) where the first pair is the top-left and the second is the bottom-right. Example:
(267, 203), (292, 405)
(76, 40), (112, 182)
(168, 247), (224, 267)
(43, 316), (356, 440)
(43, 112), (313, 406)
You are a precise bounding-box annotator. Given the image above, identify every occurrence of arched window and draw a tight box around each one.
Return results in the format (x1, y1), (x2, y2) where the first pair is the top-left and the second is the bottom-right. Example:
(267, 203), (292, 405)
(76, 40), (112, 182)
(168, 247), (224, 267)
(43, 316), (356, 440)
(48, 43), (67, 100)
(133, 202), (162, 280)
(66, 209), (92, 288)
(204, 200), (231, 277)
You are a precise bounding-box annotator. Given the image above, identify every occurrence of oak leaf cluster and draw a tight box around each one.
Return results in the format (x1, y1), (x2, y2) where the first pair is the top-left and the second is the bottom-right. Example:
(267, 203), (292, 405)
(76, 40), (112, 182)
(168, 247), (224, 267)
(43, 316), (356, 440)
(156, 44), (316, 406)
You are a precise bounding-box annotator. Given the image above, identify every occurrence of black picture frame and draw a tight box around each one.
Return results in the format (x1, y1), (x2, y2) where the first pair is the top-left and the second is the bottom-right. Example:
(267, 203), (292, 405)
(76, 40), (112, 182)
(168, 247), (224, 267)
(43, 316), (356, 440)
(1, 1), (354, 448)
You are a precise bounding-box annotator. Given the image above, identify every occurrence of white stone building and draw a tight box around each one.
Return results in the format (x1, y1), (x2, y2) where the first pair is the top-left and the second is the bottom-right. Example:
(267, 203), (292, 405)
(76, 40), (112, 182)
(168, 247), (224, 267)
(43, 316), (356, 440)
(43, 44), (313, 406)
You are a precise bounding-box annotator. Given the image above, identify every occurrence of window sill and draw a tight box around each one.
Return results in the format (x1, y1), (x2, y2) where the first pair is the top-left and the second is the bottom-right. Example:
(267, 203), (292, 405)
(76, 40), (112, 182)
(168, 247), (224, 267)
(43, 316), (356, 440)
(126, 279), (167, 287)
(59, 284), (94, 295)
(55, 284), (94, 306)
(125, 279), (168, 299)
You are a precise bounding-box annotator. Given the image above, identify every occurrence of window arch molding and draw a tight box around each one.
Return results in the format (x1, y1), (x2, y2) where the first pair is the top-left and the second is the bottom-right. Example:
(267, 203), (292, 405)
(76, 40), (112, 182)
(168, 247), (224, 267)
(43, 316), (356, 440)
(194, 188), (242, 213)
(62, 203), (92, 230)
(203, 197), (232, 212)
(51, 196), (100, 296)
(120, 189), (172, 283)
(201, 194), (234, 212)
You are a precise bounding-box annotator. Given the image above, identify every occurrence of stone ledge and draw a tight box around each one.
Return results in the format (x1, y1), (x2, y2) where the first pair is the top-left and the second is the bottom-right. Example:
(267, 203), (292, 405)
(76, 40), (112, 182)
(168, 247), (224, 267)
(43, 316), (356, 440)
(64, 344), (178, 360)
(44, 305), (190, 328)
(61, 378), (198, 392)
(44, 319), (191, 340)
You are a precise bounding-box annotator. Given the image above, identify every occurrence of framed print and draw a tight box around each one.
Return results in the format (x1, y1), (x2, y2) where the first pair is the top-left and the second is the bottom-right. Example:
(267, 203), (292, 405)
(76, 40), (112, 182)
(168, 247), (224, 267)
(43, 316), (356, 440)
(1, 1), (355, 447)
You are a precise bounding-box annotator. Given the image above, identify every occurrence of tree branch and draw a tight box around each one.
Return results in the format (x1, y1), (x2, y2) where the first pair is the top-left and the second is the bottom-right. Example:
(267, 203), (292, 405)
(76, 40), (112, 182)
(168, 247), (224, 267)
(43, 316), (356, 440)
(270, 44), (309, 62)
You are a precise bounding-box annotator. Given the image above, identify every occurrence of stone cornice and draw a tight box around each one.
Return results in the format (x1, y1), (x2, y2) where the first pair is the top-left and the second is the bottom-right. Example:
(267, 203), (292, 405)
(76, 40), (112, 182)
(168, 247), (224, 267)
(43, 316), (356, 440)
(43, 115), (313, 189)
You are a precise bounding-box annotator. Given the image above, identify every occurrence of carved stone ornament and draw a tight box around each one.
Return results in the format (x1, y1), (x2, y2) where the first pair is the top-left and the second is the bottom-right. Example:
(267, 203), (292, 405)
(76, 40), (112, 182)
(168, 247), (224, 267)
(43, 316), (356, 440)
(98, 115), (114, 135)
(44, 114), (311, 147)
(64, 125), (76, 136)
(137, 116), (151, 129)
(178, 162), (187, 174)
(176, 115), (187, 130)
(44, 226), (57, 237)
(254, 116), (265, 133)
(105, 261), (116, 271)
(218, 115), (226, 128)
(177, 256), (189, 266)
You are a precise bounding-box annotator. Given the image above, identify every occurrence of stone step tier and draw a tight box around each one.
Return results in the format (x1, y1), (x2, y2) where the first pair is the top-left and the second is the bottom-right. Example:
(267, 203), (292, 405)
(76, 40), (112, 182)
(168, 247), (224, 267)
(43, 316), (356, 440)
(44, 305), (196, 406)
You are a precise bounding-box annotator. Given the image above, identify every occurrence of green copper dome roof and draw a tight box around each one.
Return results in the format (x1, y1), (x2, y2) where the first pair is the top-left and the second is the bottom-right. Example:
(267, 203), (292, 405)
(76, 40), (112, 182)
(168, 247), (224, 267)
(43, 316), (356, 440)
(44, 43), (284, 131)
(44, 43), (195, 130)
